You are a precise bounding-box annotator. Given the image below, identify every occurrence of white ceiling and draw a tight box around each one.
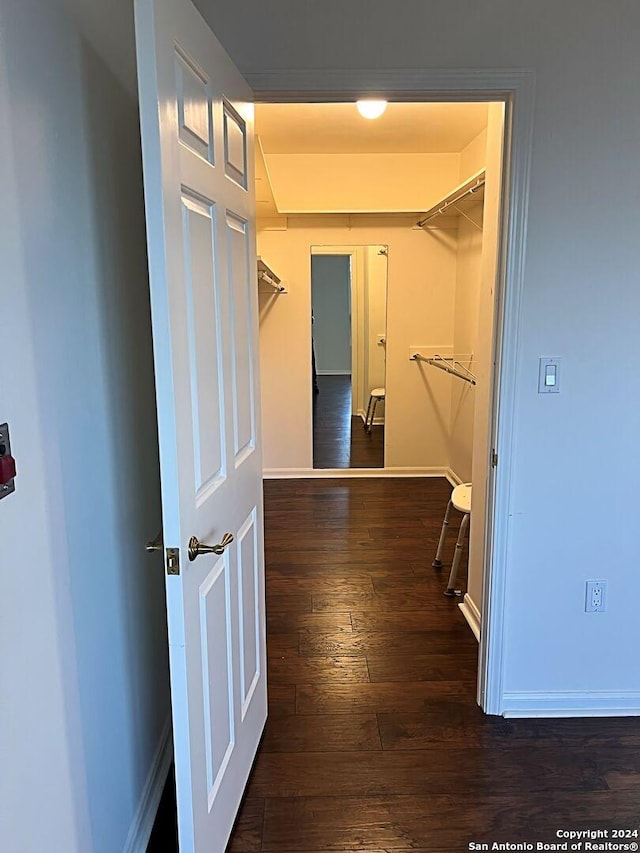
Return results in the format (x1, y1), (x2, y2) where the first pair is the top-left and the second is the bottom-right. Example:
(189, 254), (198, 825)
(255, 102), (489, 155)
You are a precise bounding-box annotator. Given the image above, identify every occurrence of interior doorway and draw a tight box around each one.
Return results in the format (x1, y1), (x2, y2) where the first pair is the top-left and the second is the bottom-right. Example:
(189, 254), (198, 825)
(255, 100), (506, 651)
(311, 245), (389, 469)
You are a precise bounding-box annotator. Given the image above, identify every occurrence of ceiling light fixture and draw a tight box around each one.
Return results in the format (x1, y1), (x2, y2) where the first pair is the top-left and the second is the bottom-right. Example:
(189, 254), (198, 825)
(356, 100), (388, 120)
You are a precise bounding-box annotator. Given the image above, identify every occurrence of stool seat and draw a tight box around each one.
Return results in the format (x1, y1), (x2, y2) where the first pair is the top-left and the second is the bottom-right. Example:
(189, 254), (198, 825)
(452, 483), (472, 514)
(370, 387), (385, 399)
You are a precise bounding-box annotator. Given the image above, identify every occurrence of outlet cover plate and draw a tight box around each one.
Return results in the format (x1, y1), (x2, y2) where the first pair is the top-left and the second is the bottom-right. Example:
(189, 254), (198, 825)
(585, 580), (607, 613)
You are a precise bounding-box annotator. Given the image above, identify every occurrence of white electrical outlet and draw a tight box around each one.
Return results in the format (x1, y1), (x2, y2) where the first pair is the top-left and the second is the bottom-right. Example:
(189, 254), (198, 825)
(585, 580), (607, 613)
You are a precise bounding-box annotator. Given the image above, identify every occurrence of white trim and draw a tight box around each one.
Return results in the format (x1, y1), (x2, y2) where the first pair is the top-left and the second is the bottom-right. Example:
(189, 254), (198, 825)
(316, 369), (351, 376)
(444, 468), (463, 487)
(246, 67), (535, 102)
(123, 717), (173, 853)
(250, 67), (537, 718)
(264, 466), (451, 479)
(312, 244), (363, 415)
(477, 71), (536, 717)
(502, 692), (640, 718)
(355, 410), (385, 426)
(458, 593), (481, 642)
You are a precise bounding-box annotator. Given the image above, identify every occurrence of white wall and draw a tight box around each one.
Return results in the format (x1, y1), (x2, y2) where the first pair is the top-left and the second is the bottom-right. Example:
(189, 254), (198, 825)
(0, 1), (171, 851)
(448, 126), (488, 483)
(263, 152), (461, 213)
(311, 255), (352, 373)
(199, 0), (640, 707)
(448, 212), (483, 483)
(258, 218), (457, 472)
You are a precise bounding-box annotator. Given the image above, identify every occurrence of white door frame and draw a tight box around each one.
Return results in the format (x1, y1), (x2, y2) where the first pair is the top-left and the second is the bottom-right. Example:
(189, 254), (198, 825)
(311, 245), (364, 420)
(247, 68), (535, 716)
(310, 247), (359, 415)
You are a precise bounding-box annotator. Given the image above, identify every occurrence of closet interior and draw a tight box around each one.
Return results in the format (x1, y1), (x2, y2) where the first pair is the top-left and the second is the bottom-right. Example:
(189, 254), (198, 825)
(254, 101), (505, 622)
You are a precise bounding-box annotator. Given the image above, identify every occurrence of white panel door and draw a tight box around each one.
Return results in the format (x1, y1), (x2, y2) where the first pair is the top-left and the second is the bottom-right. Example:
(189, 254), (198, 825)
(134, 0), (266, 849)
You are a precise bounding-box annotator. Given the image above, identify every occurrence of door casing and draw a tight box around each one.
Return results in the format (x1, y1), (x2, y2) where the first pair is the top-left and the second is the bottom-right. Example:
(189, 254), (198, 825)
(248, 68), (536, 716)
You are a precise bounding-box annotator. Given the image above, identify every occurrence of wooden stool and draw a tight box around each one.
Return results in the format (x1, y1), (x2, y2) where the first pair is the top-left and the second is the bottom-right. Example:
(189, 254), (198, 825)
(432, 483), (472, 597)
(363, 387), (385, 433)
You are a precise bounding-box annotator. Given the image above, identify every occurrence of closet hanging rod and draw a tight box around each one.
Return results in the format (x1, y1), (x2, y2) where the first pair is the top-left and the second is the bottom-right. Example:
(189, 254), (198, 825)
(416, 175), (486, 228)
(410, 353), (477, 386)
(258, 270), (286, 293)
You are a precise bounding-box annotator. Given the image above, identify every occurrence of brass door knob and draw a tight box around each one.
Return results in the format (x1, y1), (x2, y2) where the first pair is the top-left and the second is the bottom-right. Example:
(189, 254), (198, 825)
(188, 532), (234, 562)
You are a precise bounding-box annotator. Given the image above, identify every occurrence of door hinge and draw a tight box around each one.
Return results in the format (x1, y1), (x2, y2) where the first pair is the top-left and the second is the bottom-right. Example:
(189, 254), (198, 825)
(166, 547), (180, 575)
(491, 449), (498, 468)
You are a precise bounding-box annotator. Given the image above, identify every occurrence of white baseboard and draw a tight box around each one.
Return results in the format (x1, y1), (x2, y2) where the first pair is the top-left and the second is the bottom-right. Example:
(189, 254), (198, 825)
(316, 369), (351, 376)
(355, 409), (384, 426)
(445, 467), (464, 487)
(502, 691), (640, 718)
(458, 593), (481, 642)
(263, 467), (452, 479)
(123, 717), (173, 853)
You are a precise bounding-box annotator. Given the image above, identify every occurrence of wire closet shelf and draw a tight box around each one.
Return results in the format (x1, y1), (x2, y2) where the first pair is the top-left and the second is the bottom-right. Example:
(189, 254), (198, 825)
(410, 352), (477, 386)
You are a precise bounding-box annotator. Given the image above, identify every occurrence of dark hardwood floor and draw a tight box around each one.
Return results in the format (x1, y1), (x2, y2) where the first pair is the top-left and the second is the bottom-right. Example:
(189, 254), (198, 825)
(149, 478), (640, 852)
(313, 375), (384, 469)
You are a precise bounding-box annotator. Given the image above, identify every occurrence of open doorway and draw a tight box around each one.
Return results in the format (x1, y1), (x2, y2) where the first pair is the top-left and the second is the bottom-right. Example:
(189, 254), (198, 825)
(255, 100), (505, 640)
(311, 245), (388, 469)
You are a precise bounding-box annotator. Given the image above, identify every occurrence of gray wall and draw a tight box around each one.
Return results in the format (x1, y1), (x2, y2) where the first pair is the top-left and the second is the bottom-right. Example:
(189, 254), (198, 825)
(197, 0), (640, 701)
(312, 255), (352, 374)
(0, 0), (170, 850)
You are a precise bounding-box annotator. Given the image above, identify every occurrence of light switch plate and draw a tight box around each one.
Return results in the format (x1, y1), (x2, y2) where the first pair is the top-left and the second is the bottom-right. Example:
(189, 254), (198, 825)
(538, 357), (561, 393)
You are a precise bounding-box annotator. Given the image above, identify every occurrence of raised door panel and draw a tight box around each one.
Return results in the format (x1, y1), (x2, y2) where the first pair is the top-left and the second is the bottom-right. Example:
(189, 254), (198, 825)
(175, 48), (214, 163)
(223, 101), (247, 188)
(237, 508), (260, 718)
(225, 212), (255, 464)
(198, 556), (235, 806)
(181, 194), (226, 502)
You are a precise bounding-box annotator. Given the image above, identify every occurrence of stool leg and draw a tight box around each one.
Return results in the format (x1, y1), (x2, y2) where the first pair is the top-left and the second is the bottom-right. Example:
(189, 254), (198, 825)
(432, 500), (452, 568)
(444, 512), (469, 597)
(363, 395), (373, 431)
(368, 397), (379, 433)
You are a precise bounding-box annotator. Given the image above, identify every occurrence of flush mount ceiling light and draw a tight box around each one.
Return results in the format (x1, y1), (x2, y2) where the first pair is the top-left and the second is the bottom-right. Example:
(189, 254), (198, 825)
(356, 100), (388, 119)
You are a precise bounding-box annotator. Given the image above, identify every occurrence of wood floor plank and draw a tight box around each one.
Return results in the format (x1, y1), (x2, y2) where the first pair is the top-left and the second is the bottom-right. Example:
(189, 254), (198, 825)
(267, 563), (419, 581)
(266, 555), (421, 575)
(267, 611), (353, 634)
(350, 609), (471, 632)
(266, 684), (296, 717)
(296, 681), (474, 715)
(298, 629), (475, 658)
(367, 651), (478, 683)
(266, 592), (313, 613)
(266, 633), (300, 656)
(312, 591), (460, 612)
(377, 705), (505, 749)
(268, 654), (370, 685)
(261, 714), (382, 753)
(266, 575), (375, 595)
(247, 747), (605, 798)
(226, 797), (264, 852)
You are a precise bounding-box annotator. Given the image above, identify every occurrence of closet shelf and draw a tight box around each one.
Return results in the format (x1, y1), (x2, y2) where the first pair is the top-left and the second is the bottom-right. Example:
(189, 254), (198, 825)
(257, 257), (286, 293)
(410, 352), (477, 386)
(417, 169), (485, 230)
